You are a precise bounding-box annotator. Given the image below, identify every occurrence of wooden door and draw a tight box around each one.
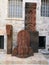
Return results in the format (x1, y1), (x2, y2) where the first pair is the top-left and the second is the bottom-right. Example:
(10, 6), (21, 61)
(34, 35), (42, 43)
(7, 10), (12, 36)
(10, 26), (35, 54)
(25, 3), (36, 31)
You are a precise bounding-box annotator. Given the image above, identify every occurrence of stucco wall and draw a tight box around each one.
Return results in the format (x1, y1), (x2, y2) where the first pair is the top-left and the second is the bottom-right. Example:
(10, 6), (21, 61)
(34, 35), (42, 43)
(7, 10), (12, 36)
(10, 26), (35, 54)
(0, 0), (49, 52)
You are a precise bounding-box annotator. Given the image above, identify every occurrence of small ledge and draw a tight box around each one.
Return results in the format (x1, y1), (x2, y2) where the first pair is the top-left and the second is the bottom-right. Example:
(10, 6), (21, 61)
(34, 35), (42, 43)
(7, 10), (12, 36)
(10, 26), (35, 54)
(5, 18), (24, 21)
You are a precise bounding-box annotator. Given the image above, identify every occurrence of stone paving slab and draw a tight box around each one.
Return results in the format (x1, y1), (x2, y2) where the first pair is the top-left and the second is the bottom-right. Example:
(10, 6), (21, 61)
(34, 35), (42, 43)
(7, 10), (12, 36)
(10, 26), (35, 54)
(0, 53), (48, 65)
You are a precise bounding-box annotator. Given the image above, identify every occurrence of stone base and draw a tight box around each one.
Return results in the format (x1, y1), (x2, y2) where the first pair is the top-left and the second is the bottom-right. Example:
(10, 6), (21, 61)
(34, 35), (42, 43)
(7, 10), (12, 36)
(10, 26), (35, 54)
(12, 47), (33, 58)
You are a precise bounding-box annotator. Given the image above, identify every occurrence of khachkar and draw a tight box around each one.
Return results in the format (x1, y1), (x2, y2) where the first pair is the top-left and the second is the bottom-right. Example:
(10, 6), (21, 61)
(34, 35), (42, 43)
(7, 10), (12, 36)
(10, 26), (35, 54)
(6, 25), (13, 54)
(12, 30), (33, 58)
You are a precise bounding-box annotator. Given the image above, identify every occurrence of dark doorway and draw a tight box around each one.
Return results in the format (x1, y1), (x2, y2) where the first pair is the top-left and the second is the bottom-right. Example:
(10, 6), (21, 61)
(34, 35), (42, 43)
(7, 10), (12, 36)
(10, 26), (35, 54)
(39, 36), (46, 49)
(0, 36), (4, 49)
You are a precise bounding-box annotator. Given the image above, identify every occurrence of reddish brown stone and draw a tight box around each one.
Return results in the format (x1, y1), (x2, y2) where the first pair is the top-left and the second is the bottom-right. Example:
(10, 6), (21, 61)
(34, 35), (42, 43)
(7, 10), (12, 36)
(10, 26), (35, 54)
(25, 24), (36, 32)
(6, 25), (12, 35)
(28, 47), (34, 56)
(6, 25), (13, 54)
(12, 47), (18, 56)
(25, 3), (36, 31)
(12, 30), (33, 58)
(17, 30), (30, 46)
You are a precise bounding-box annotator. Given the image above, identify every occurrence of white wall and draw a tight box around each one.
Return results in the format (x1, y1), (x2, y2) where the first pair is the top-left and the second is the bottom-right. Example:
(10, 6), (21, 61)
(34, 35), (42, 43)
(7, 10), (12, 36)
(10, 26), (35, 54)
(0, 0), (49, 51)
(0, 0), (25, 52)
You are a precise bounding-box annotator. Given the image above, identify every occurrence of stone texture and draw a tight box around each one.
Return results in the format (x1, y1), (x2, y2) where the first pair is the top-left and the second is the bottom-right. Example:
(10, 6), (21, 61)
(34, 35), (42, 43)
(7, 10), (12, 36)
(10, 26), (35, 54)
(29, 31), (39, 52)
(12, 30), (33, 58)
(0, 53), (48, 65)
(0, 0), (49, 51)
(6, 25), (13, 54)
(25, 3), (36, 31)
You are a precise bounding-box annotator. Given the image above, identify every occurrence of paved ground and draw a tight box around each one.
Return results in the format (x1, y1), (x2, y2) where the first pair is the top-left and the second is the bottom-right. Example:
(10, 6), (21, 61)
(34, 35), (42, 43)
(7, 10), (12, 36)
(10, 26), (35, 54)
(0, 52), (48, 65)
(44, 55), (49, 65)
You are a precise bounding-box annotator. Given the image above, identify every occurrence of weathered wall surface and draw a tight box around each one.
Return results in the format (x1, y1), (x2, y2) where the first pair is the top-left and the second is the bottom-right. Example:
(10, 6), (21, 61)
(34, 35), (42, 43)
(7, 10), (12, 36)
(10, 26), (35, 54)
(0, 0), (49, 51)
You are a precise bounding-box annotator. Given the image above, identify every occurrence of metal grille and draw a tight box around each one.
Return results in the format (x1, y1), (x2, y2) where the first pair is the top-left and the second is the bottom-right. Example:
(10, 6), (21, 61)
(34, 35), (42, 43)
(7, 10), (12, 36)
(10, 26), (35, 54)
(41, 0), (49, 17)
(8, 0), (23, 18)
